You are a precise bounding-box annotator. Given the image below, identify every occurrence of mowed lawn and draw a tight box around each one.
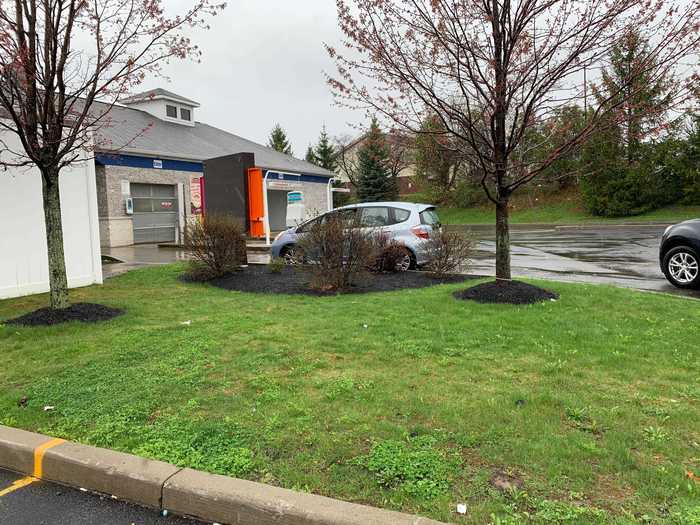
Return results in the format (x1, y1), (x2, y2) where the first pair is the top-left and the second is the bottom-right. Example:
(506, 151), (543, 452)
(439, 202), (700, 226)
(1, 265), (699, 524)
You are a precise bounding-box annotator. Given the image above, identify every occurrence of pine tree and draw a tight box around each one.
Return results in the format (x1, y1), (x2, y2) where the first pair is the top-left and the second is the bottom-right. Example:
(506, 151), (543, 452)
(356, 118), (397, 202)
(581, 30), (678, 216)
(305, 145), (317, 164)
(595, 30), (673, 164)
(268, 124), (293, 156)
(313, 126), (338, 172)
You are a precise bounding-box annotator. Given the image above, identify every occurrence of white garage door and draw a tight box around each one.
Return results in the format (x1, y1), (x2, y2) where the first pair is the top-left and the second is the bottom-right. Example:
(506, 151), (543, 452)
(131, 183), (178, 244)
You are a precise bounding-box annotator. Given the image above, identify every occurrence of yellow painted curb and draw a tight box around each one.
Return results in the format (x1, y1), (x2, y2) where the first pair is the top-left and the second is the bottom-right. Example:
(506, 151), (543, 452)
(33, 438), (65, 479)
(0, 437), (64, 497)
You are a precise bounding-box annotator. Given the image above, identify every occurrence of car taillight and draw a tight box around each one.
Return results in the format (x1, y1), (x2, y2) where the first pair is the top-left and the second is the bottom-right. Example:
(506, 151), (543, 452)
(411, 225), (430, 239)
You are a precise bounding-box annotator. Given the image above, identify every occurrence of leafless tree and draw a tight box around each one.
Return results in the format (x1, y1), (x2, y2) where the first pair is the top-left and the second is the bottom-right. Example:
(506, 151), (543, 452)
(0, 0), (224, 308)
(328, 0), (700, 281)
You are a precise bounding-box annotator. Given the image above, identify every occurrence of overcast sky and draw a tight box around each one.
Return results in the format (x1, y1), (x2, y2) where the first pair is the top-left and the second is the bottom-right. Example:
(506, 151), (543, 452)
(138, 0), (359, 158)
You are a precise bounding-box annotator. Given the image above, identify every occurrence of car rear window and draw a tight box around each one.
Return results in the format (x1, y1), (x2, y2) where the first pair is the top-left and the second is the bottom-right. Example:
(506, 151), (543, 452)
(393, 208), (411, 223)
(360, 207), (391, 227)
(420, 207), (440, 226)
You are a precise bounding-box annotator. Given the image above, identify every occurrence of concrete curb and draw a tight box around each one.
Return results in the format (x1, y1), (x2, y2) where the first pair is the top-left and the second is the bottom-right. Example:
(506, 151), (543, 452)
(0, 425), (448, 525)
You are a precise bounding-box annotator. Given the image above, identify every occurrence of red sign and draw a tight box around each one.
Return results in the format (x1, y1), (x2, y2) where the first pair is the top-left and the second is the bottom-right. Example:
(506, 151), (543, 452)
(190, 176), (204, 215)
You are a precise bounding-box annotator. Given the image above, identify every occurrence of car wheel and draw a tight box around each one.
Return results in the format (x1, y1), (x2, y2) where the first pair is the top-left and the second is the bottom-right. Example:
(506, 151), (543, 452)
(663, 246), (700, 289)
(393, 248), (414, 272)
(280, 245), (303, 265)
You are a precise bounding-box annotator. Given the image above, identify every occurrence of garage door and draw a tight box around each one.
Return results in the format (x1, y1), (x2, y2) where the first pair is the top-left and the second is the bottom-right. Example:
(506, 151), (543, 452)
(131, 183), (179, 244)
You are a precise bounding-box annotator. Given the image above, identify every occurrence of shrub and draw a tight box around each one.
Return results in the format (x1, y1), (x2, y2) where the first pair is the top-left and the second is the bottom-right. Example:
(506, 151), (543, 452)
(581, 162), (682, 217)
(183, 214), (247, 281)
(448, 178), (489, 208)
(581, 139), (684, 217)
(296, 211), (379, 291)
(423, 229), (474, 277)
(371, 241), (413, 273)
(268, 257), (285, 274)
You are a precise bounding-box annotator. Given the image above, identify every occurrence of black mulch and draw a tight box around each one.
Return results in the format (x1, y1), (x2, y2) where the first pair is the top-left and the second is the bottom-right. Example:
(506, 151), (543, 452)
(208, 265), (474, 296)
(454, 280), (559, 305)
(4, 303), (125, 327)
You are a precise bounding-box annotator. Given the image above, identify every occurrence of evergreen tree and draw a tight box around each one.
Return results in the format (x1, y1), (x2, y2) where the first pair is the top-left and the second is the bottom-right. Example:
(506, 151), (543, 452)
(679, 114), (700, 203)
(268, 124), (293, 156)
(595, 30), (673, 164)
(305, 145), (317, 165)
(581, 30), (679, 216)
(356, 118), (397, 202)
(313, 126), (338, 172)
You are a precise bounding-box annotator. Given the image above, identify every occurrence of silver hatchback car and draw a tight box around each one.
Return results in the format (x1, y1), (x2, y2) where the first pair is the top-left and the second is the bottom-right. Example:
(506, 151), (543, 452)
(270, 202), (441, 270)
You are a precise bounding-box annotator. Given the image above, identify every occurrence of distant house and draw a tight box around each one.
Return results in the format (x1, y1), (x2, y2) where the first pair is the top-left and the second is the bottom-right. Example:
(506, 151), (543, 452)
(336, 129), (420, 195)
(95, 88), (335, 247)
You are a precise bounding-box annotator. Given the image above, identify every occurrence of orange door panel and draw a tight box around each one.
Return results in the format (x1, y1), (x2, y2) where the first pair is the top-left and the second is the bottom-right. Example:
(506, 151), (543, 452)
(247, 168), (265, 237)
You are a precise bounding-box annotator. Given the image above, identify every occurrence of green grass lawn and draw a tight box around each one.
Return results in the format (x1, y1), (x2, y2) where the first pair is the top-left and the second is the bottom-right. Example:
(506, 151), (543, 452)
(439, 202), (700, 226)
(1, 265), (699, 524)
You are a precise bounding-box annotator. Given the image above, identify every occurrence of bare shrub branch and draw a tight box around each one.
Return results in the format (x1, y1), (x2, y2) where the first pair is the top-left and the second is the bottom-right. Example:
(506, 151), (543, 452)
(296, 212), (379, 291)
(424, 230), (475, 277)
(183, 214), (246, 281)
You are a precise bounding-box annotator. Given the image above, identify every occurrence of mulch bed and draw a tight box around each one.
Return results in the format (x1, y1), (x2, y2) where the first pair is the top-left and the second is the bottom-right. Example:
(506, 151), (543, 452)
(207, 264), (474, 296)
(4, 303), (125, 327)
(454, 280), (559, 305)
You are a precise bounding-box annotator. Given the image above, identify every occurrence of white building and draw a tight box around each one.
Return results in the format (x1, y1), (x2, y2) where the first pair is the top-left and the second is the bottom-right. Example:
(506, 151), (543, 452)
(0, 124), (103, 300)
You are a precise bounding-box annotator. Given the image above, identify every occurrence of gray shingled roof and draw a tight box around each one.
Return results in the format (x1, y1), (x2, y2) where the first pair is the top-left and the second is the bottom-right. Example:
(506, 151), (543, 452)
(94, 103), (335, 177)
(119, 88), (201, 107)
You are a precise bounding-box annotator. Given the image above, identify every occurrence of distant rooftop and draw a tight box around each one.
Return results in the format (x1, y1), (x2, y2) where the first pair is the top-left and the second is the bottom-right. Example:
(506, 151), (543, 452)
(93, 101), (335, 177)
(120, 88), (200, 108)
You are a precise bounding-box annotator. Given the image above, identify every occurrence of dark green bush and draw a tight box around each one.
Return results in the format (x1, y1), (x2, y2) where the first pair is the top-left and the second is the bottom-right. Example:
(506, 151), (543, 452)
(581, 140), (684, 217)
(448, 179), (488, 208)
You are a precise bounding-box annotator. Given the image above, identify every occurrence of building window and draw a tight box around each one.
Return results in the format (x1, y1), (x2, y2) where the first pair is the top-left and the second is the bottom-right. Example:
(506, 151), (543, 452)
(166, 104), (177, 118)
(180, 108), (191, 121)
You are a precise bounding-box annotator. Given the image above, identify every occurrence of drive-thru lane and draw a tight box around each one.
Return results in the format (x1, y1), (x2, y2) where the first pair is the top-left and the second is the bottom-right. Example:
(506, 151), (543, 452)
(0, 468), (206, 525)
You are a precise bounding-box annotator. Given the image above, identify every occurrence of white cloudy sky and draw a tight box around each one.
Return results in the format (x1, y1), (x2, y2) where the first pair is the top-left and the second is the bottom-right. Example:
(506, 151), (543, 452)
(138, 0), (359, 157)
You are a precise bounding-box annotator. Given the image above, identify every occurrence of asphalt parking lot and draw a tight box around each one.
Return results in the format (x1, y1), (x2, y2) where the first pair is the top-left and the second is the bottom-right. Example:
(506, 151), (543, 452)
(0, 468), (206, 525)
(456, 223), (700, 298)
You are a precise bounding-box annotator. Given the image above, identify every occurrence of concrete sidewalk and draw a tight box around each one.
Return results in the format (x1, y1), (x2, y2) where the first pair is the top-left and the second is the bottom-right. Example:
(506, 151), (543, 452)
(102, 244), (268, 279)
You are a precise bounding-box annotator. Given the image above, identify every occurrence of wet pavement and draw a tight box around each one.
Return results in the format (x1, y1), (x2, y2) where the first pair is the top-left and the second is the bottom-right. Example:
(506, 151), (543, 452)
(101, 225), (700, 298)
(0, 468), (206, 525)
(452, 223), (700, 298)
(101, 244), (267, 279)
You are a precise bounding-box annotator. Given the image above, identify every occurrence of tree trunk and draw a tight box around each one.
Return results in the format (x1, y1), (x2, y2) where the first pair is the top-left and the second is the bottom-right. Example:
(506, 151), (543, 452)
(495, 196), (511, 281)
(41, 172), (70, 309)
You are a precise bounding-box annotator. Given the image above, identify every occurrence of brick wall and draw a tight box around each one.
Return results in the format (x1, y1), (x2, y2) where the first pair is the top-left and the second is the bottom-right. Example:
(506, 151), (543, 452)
(97, 164), (195, 247)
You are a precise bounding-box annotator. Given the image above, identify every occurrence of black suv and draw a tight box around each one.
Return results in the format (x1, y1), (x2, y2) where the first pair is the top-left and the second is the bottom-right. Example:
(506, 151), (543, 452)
(660, 219), (700, 289)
